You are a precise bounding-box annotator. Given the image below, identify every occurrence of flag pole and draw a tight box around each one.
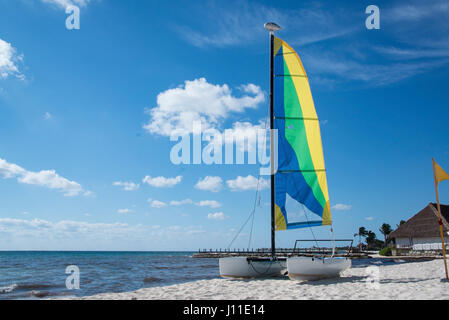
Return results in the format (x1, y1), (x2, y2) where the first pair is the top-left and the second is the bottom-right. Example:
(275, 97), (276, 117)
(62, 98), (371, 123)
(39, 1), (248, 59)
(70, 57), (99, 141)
(432, 158), (449, 280)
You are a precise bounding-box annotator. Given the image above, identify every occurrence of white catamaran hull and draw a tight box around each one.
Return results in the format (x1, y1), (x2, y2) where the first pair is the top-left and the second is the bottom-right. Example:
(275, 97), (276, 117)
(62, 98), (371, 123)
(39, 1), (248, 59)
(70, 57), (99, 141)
(219, 257), (287, 279)
(287, 256), (351, 281)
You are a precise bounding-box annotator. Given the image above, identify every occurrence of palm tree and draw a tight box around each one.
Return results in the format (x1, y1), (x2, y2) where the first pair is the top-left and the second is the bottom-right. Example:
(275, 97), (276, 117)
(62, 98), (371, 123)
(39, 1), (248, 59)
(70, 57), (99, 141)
(379, 223), (393, 245)
(366, 230), (377, 248)
(396, 220), (406, 228)
(354, 227), (369, 247)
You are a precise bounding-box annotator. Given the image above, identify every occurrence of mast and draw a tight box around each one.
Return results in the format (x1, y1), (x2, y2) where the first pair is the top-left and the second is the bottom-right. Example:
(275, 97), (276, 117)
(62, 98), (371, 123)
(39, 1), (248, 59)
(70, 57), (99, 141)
(270, 33), (275, 258)
(264, 22), (281, 258)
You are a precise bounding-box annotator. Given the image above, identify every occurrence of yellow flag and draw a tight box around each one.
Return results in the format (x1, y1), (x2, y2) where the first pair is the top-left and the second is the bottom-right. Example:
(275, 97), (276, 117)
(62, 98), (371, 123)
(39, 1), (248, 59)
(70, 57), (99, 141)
(433, 158), (449, 185)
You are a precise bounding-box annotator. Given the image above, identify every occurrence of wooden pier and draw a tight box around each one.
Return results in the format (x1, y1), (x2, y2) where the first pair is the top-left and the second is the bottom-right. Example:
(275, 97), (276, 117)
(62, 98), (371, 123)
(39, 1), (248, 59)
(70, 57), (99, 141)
(193, 239), (368, 258)
(193, 247), (369, 259)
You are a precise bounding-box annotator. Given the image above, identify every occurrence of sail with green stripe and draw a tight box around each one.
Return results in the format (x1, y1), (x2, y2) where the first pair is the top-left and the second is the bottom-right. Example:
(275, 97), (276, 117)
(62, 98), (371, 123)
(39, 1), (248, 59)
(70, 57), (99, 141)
(273, 36), (331, 231)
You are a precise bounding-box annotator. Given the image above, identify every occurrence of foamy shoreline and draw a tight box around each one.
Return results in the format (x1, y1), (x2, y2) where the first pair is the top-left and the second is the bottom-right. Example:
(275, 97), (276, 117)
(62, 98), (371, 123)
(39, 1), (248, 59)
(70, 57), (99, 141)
(62, 259), (449, 300)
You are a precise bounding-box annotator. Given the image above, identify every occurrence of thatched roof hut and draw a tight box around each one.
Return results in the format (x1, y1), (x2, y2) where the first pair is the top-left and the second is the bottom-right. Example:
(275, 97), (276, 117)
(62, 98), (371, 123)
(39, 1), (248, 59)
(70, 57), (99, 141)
(389, 203), (449, 250)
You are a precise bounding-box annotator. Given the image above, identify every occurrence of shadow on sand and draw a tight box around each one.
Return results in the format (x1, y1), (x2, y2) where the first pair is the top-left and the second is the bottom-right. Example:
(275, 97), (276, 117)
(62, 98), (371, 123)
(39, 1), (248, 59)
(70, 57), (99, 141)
(296, 275), (440, 286)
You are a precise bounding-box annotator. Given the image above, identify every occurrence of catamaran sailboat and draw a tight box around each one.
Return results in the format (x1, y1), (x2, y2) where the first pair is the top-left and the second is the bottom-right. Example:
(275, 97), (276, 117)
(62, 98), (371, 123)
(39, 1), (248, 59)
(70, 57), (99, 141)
(219, 22), (351, 280)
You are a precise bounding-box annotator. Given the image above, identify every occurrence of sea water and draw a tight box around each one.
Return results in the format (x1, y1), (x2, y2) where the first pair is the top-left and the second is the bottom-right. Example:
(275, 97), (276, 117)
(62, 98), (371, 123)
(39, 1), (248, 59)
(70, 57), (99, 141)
(0, 251), (218, 300)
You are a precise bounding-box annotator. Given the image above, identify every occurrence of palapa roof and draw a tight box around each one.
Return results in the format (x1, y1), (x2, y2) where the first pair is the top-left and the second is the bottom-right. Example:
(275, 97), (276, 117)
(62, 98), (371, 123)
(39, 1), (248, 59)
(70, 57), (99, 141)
(388, 203), (449, 239)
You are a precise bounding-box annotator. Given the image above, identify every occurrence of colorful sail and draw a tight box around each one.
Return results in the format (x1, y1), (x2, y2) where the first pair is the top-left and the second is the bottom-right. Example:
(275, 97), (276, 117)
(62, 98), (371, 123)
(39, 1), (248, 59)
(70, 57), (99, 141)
(273, 36), (331, 231)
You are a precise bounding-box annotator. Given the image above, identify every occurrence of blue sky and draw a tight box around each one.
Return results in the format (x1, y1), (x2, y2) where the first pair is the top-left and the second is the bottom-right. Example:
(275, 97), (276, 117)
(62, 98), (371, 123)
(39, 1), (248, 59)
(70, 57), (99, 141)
(0, 0), (449, 250)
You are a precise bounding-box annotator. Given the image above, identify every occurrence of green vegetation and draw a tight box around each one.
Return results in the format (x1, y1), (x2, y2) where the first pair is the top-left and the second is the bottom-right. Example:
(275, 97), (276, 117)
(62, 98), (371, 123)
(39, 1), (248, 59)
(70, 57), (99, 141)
(379, 223), (393, 245)
(355, 220), (403, 251)
(379, 247), (392, 256)
(353, 227), (369, 247)
(396, 220), (406, 228)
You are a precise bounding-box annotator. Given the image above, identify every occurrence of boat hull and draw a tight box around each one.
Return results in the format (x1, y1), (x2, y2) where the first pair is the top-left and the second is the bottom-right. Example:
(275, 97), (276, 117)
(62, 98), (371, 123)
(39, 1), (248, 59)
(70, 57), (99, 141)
(219, 257), (286, 279)
(287, 256), (351, 281)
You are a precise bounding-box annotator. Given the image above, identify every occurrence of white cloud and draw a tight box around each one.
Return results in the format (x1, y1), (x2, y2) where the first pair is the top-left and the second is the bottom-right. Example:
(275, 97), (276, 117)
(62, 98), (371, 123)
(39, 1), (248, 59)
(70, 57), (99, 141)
(44, 112), (52, 120)
(150, 200), (167, 208)
(169, 199), (194, 206)
(223, 120), (267, 152)
(169, 198), (221, 208)
(303, 52), (449, 86)
(143, 78), (264, 136)
(226, 175), (269, 192)
(0, 218), (145, 239)
(207, 212), (228, 221)
(195, 176), (223, 192)
(18, 170), (85, 197)
(173, 1), (449, 87)
(176, 2), (351, 48)
(117, 208), (132, 214)
(0, 38), (24, 80)
(41, 0), (91, 9)
(386, 0), (449, 22)
(0, 158), (25, 178)
(365, 217), (374, 221)
(332, 204), (352, 211)
(142, 175), (182, 188)
(197, 200), (221, 208)
(113, 181), (140, 191)
(0, 158), (87, 196)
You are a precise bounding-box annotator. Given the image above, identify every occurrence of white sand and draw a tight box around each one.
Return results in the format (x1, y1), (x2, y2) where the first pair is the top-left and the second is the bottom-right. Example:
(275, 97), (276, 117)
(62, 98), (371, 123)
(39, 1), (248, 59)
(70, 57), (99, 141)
(73, 259), (449, 300)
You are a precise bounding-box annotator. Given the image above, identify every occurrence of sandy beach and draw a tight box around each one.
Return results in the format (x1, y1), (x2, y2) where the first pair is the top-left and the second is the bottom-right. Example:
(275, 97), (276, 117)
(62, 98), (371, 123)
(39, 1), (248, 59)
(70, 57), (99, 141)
(71, 259), (449, 300)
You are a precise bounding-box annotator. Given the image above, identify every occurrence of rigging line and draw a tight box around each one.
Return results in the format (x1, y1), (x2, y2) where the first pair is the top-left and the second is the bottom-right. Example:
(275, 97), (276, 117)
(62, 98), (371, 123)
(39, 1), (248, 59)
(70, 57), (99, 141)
(228, 106), (270, 250)
(300, 202), (321, 250)
(227, 211), (254, 250)
(247, 175), (260, 249)
(248, 111), (270, 249)
(248, 259), (282, 275)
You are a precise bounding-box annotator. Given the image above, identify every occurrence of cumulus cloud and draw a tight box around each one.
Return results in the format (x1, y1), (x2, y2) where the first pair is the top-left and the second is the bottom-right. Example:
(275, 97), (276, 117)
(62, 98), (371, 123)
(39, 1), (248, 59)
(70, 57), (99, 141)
(0, 158), (87, 196)
(113, 181), (140, 191)
(117, 208), (132, 214)
(365, 217), (374, 221)
(332, 203), (352, 211)
(223, 120), (268, 152)
(0, 38), (24, 80)
(226, 175), (269, 192)
(150, 200), (167, 208)
(142, 175), (182, 188)
(207, 212), (228, 220)
(169, 199), (194, 206)
(195, 176), (223, 192)
(143, 78), (264, 136)
(197, 200), (221, 208)
(169, 199), (221, 208)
